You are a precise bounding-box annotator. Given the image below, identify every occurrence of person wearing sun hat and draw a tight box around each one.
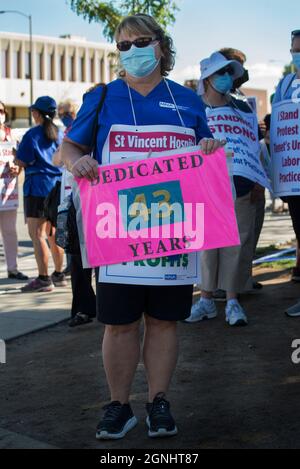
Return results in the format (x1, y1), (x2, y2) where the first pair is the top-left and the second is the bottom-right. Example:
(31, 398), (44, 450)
(14, 96), (66, 293)
(186, 52), (261, 328)
(197, 51), (245, 97)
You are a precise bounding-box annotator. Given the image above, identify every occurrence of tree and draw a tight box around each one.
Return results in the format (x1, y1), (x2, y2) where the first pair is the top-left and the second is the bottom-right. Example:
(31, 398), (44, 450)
(282, 63), (295, 78)
(68, 0), (179, 41)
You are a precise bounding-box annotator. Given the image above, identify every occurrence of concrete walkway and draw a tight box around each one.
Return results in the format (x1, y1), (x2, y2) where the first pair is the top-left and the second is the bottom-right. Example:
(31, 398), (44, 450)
(0, 197), (296, 342)
(0, 204), (71, 342)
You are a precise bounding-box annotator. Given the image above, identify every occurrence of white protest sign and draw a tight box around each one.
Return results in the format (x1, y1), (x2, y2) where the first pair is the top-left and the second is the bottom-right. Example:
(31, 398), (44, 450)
(100, 253), (200, 286)
(99, 124), (201, 286)
(0, 142), (19, 211)
(271, 100), (300, 197)
(206, 107), (270, 189)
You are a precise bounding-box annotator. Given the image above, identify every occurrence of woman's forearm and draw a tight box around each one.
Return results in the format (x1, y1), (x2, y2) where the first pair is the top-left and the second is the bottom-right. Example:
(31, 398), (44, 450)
(61, 139), (89, 172)
(52, 147), (64, 167)
(61, 138), (98, 181)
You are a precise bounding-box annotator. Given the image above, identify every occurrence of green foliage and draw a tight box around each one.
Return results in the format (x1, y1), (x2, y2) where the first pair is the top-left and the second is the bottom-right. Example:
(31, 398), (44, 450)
(68, 0), (179, 41)
(282, 63), (295, 78)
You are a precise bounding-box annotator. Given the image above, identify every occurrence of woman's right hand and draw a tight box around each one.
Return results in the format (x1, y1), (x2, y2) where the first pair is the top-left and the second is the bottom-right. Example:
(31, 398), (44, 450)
(70, 155), (99, 182)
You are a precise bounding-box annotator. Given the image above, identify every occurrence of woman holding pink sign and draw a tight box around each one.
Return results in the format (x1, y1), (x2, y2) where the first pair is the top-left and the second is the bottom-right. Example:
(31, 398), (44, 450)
(61, 14), (224, 441)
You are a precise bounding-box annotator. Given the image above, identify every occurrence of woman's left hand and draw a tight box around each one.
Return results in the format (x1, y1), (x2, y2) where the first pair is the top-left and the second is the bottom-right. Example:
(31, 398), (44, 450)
(199, 138), (226, 155)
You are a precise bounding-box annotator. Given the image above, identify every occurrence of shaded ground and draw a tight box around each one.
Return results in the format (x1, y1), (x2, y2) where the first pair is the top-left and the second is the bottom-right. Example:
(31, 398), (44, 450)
(1, 266), (300, 449)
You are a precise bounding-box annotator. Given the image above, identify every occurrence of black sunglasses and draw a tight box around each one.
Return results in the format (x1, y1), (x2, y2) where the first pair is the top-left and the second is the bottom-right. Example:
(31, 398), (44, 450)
(216, 66), (235, 76)
(292, 30), (300, 38)
(117, 36), (159, 52)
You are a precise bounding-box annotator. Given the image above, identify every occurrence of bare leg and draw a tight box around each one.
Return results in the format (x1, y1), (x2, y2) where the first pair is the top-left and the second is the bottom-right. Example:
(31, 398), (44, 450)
(27, 218), (49, 276)
(47, 224), (64, 272)
(201, 290), (213, 299)
(227, 292), (238, 300)
(143, 315), (178, 402)
(102, 321), (141, 404)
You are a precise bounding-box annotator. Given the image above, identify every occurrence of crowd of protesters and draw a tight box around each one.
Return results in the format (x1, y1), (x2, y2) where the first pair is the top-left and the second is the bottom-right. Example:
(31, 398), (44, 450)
(1, 14), (300, 441)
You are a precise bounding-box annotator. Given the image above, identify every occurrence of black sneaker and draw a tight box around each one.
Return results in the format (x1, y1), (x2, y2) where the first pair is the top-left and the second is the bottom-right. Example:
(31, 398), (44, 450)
(51, 271), (67, 287)
(96, 402), (137, 440)
(8, 271), (29, 281)
(146, 393), (178, 438)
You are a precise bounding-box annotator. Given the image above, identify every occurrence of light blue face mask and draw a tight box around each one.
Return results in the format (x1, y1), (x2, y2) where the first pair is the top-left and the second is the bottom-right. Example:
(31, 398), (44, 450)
(120, 44), (160, 78)
(292, 52), (300, 70)
(211, 73), (234, 95)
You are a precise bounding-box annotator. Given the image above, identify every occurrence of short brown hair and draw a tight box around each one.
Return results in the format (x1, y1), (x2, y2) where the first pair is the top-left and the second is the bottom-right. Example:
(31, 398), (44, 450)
(115, 14), (176, 77)
(219, 48), (247, 65)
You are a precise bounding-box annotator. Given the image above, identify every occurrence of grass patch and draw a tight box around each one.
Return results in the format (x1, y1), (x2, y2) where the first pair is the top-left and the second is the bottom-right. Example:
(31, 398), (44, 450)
(258, 260), (295, 270)
(255, 245), (281, 258)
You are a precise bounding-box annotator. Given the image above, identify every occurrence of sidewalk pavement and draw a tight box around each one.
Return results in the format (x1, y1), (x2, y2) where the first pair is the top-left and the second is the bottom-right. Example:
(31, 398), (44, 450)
(0, 200), (296, 342)
(0, 205), (71, 342)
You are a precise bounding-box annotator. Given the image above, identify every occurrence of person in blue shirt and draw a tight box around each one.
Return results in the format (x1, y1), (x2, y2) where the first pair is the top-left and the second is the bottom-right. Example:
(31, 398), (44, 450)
(61, 14), (224, 442)
(15, 96), (66, 293)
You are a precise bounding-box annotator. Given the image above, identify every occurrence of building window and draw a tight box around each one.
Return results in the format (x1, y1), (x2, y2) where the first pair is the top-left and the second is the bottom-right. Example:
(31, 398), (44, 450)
(48, 53), (54, 80)
(79, 56), (85, 82)
(1, 48), (9, 78)
(25, 52), (31, 79)
(36, 52), (43, 80)
(89, 56), (94, 83)
(99, 57), (104, 82)
(13, 49), (21, 79)
(69, 55), (75, 81)
(58, 53), (65, 81)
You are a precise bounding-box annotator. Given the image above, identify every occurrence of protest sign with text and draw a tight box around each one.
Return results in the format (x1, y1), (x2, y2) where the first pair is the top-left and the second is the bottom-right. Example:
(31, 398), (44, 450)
(271, 100), (300, 197)
(0, 142), (19, 211)
(73, 146), (240, 269)
(206, 107), (270, 189)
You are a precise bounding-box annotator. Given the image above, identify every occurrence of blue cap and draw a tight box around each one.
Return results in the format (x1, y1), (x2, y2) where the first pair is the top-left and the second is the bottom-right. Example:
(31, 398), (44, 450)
(30, 96), (57, 114)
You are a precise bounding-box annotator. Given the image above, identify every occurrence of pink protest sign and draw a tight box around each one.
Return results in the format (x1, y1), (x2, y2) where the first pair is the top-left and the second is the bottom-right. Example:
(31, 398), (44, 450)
(74, 147), (240, 268)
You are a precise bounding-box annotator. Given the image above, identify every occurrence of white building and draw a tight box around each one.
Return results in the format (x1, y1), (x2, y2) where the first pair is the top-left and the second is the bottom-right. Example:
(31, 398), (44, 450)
(0, 31), (116, 126)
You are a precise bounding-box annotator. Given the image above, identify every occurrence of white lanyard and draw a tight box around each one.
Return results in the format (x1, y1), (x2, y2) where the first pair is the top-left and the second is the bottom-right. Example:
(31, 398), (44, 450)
(126, 78), (186, 129)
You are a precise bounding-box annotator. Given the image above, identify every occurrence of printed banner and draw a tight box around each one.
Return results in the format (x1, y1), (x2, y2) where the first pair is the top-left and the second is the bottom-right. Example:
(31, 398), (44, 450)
(103, 125), (197, 163)
(101, 124), (200, 285)
(0, 142), (19, 211)
(99, 253), (200, 286)
(73, 146), (240, 270)
(206, 107), (270, 189)
(271, 100), (300, 197)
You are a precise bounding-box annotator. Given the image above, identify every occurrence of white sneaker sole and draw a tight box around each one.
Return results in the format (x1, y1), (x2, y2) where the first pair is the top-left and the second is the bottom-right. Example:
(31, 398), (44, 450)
(96, 416), (137, 440)
(184, 311), (217, 323)
(226, 318), (248, 327)
(146, 417), (178, 438)
(286, 311), (300, 318)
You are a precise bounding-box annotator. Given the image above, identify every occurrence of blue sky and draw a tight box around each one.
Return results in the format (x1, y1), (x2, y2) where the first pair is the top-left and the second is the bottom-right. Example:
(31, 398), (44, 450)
(1, 0), (299, 95)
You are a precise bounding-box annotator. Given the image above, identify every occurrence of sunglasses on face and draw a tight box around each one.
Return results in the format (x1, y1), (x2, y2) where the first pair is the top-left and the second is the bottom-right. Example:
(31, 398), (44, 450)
(216, 66), (235, 76)
(0, 109), (5, 115)
(117, 36), (159, 52)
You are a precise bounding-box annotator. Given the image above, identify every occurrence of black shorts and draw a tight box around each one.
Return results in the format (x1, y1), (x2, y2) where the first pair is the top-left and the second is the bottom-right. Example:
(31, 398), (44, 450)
(96, 283), (193, 325)
(24, 196), (46, 219)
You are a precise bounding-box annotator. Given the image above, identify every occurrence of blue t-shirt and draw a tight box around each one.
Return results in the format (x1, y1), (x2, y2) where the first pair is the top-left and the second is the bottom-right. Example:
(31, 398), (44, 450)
(68, 78), (213, 163)
(17, 126), (63, 197)
(273, 73), (300, 104)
